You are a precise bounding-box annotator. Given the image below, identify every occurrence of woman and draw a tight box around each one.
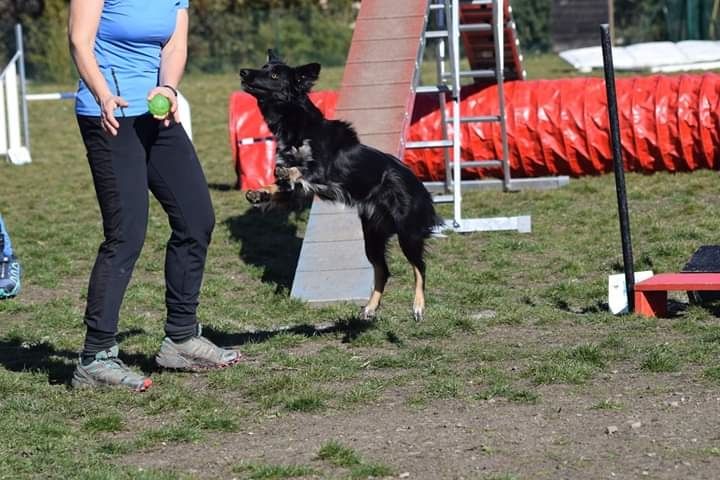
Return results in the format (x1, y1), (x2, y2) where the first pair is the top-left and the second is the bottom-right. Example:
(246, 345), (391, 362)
(68, 0), (240, 391)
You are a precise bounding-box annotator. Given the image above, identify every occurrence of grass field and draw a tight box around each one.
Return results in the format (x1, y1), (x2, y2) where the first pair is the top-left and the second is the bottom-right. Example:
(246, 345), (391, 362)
(2, 53), (720, 479)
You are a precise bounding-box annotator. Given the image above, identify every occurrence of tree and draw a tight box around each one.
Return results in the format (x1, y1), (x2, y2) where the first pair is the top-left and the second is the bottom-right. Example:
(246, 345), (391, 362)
(512, 0), (552, 52)
(2, 0), (356, 79)
(21, 0), (73, 82)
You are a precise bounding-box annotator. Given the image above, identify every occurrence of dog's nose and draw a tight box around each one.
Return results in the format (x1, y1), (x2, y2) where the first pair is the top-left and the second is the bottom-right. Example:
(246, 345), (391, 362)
(239, 69), (249, 78)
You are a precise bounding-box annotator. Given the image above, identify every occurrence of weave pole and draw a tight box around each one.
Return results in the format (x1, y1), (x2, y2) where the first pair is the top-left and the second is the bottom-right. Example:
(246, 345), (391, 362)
(601, 24), (635, 313)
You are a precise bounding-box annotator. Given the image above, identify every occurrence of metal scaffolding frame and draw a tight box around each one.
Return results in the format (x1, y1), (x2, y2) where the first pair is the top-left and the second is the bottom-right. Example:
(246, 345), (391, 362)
(407, 0), (533, 233)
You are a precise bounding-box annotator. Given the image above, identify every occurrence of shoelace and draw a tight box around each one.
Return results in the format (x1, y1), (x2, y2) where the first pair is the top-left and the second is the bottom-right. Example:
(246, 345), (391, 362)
(108, 358), (128, 369)
(8, 262), (19, 280)
(99, 357), (143, 385)
(94, 355), (126, 370)
(180, 336), (234, 362)
(0, 257), (18, 280)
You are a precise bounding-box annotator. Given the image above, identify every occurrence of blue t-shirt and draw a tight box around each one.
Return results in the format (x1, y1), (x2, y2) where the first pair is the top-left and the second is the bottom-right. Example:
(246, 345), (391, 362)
(75, 0), (189, 117)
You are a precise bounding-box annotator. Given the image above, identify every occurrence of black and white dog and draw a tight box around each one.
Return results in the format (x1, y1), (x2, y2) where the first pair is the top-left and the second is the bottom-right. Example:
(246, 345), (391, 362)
(241, 50), (441, 320)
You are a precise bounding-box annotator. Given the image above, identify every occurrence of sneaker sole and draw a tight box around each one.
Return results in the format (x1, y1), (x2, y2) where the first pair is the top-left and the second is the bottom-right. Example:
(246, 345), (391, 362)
(0, 263), (21, 299)
(156, 353), (244, 372)
(71, 373), (153, 392)
(0, 282), (20, 299)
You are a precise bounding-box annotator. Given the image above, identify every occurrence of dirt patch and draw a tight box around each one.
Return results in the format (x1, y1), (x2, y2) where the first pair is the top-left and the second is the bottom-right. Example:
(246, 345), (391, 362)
(118, 368), (720, 479)
(16, 276), (88, 306)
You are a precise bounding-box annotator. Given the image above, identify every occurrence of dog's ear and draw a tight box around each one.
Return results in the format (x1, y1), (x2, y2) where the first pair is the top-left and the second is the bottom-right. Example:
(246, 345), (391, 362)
(267, 49), (283, 64)
(295, 63), (321, 90)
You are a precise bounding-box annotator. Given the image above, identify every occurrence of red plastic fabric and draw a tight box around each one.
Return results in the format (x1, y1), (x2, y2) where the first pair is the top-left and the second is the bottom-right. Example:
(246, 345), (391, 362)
(404, 73), (720, 179)
(229, 74), (720, 187)
(228, 91), (338, 190)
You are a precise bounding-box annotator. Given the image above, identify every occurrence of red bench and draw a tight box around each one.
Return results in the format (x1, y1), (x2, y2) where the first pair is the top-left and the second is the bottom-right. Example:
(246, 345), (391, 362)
(634, 273), (720, 317)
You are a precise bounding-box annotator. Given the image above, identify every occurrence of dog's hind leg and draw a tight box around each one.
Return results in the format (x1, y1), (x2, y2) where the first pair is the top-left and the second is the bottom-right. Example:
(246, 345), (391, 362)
(398, 234), (427, 321)
(360, 218), (390, 320)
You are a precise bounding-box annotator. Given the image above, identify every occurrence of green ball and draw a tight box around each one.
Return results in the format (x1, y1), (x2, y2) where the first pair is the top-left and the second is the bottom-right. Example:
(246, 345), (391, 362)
(148, 94), (171, 117)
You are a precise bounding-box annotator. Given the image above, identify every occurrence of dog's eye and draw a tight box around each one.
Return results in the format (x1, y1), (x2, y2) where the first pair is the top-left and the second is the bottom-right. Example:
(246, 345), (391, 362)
(270, 73), (279, 80)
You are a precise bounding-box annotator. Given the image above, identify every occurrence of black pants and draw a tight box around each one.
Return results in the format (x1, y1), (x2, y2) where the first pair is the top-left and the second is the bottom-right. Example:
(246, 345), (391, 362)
(77, 115), (215, 354)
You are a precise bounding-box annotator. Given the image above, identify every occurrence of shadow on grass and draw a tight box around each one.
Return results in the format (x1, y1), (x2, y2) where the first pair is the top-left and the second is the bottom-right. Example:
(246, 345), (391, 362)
(0, 328), (150, 385)
(224, 204), (309, 292)
(0, 316), (374, 385)
(208, 182), (236, 191)
(558, 299), (695, 317)
(555, 299), (609, 315)
(202, 316), (374, 346)
(684, 296), (720, 317)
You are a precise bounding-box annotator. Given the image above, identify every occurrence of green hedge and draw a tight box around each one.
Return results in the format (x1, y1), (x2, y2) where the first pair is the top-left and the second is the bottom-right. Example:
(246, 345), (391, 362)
(186, 2), (355, 72)
(3, 0), (701, 83)
(1, 0), (355, 83)
(512, 0), (552, 53)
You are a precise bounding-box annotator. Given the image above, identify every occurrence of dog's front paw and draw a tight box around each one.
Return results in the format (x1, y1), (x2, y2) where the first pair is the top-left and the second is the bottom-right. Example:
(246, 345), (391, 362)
(274, 166), (291, 181)
(246, 190), (271, 205)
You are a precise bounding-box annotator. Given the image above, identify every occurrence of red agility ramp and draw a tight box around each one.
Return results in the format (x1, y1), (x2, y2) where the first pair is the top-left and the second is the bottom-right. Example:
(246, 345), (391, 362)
(457, 0), (525, 87)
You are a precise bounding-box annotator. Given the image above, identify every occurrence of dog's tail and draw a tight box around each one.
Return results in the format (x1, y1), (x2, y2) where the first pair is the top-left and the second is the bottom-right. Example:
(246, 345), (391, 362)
(432, 212), (444, 232)
(426, 212), (445, 237)
(417, 189), (444, 238)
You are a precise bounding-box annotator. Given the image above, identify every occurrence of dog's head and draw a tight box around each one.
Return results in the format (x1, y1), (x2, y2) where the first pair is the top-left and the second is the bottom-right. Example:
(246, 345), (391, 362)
(240, 49), (321, 102)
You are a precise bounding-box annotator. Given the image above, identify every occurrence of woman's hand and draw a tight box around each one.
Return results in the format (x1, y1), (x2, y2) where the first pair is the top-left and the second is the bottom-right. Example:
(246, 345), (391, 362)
(147, 86), (179, 127)
(99, 94), (128, 136)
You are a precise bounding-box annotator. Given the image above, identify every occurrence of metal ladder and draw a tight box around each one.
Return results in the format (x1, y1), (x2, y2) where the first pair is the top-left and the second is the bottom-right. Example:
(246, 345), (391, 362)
(407, 0), (530, 233)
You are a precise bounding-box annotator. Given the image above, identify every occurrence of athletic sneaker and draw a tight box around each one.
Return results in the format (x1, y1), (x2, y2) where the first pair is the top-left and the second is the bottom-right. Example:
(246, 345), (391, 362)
(71, 346), (152, 391)
(0, 214), (20, 299)
(155, 324), (242, 371)
(0, 254), (21, 299)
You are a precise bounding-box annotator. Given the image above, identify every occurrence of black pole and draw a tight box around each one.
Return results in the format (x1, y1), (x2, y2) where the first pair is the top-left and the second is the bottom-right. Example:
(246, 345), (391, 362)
(600, 24), (635, 313)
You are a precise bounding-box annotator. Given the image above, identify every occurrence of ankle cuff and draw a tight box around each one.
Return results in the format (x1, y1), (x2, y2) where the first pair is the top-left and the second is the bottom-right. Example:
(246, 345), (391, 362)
(167, 324), (199, 343)
(83, 326), (117, 358)
(165, 320), (199, 343)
